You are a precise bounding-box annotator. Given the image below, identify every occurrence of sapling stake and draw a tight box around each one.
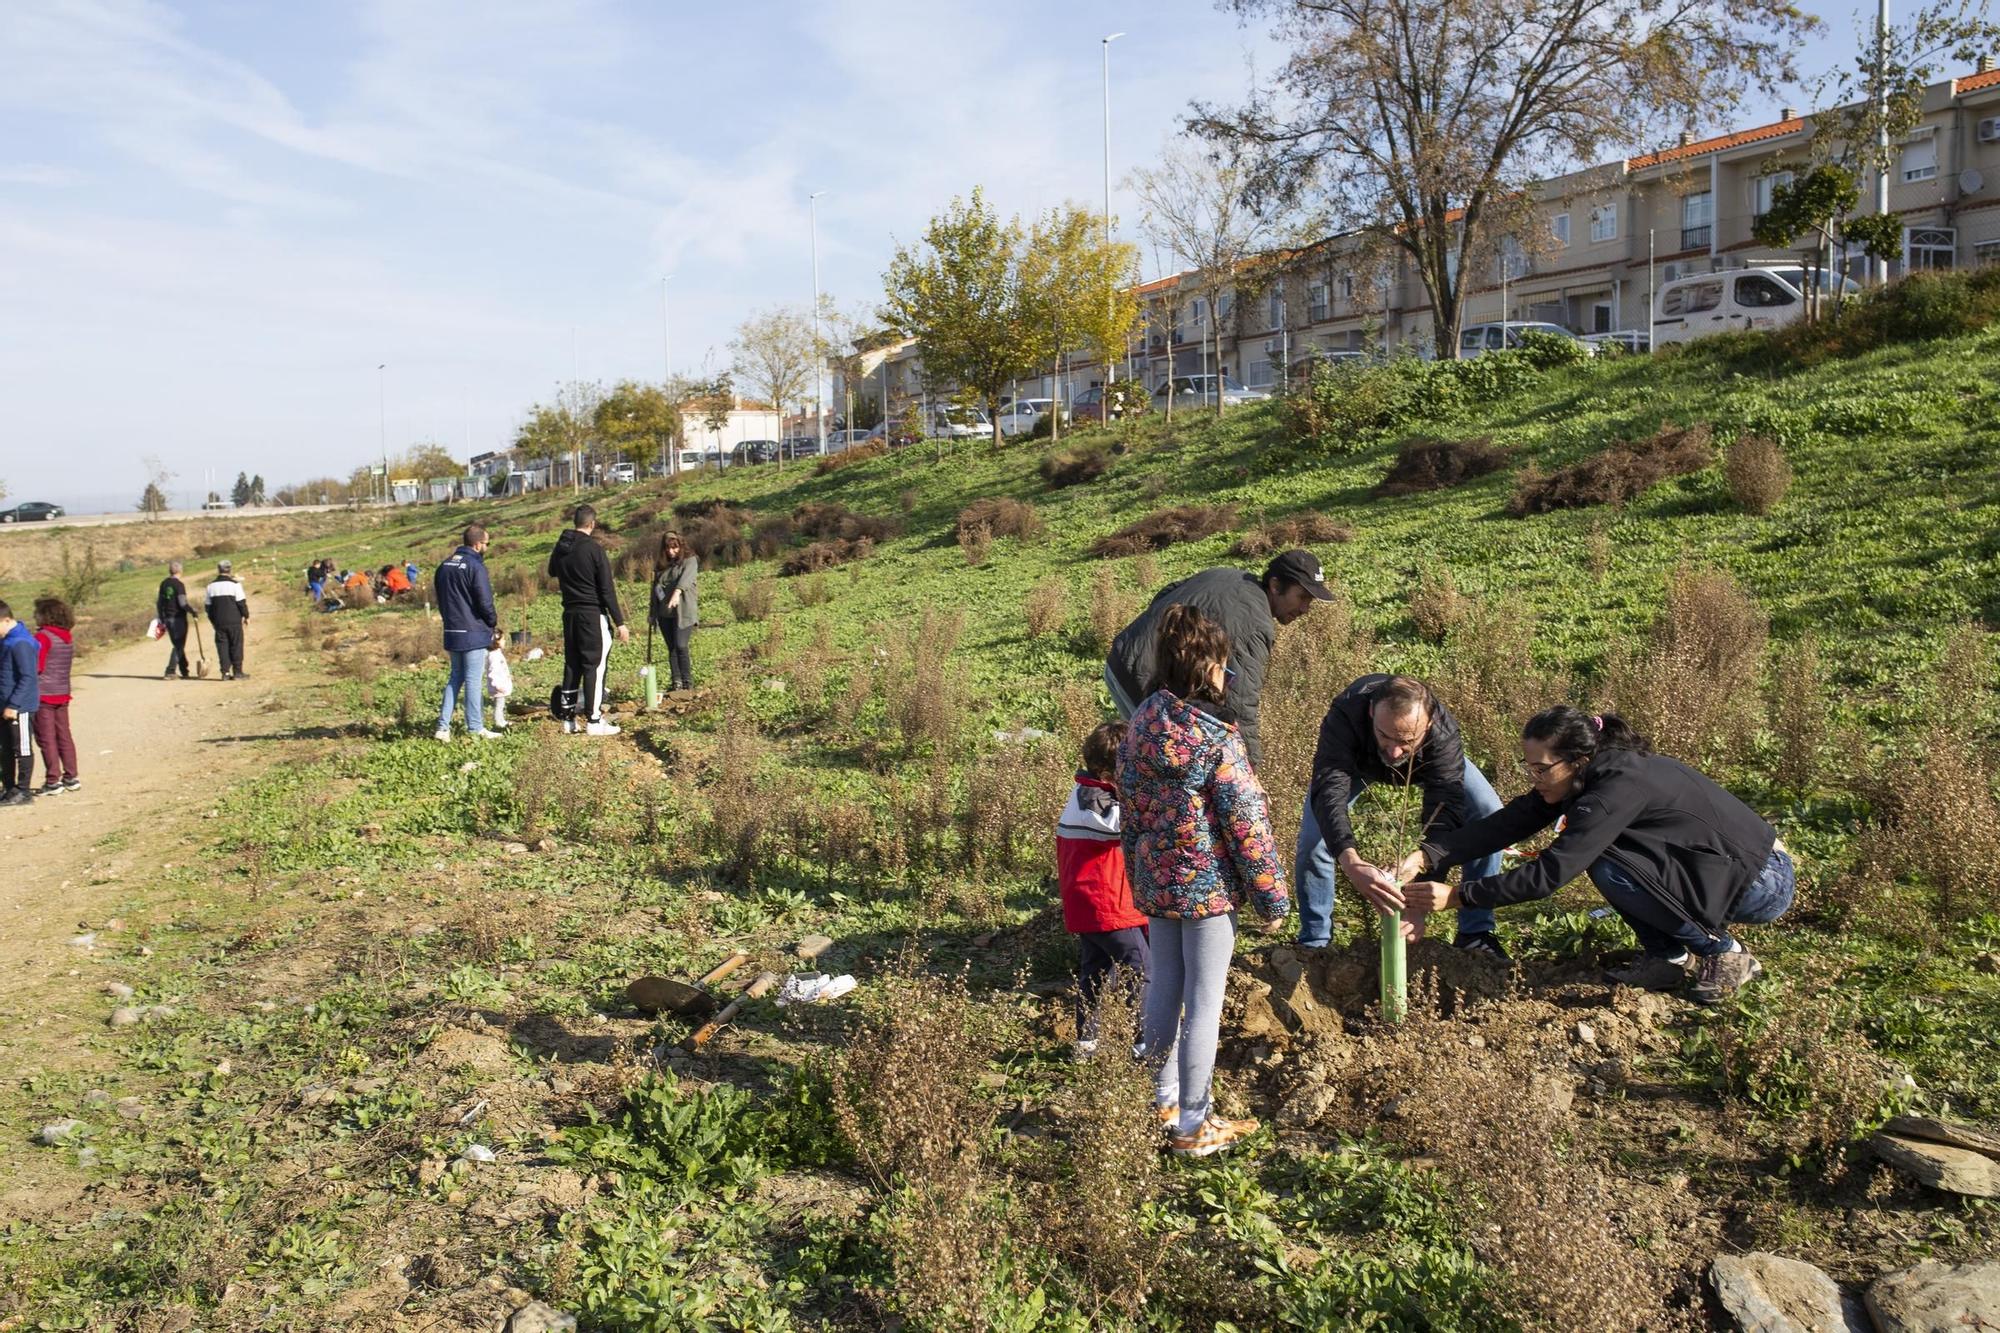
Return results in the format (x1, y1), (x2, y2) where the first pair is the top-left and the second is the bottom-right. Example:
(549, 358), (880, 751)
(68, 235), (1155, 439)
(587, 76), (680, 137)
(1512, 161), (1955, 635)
(1374, 753), (1436, 1025)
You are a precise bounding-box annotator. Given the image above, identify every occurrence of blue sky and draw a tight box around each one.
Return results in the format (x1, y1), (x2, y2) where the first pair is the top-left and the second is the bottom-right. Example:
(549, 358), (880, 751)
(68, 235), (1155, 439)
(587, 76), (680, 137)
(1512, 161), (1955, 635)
(2, 0), (1864, 511)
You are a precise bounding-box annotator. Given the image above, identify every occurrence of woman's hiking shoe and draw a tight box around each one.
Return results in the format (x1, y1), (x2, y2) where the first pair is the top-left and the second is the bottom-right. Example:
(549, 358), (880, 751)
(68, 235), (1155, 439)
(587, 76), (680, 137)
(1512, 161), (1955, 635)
(1604, 954), (1691, 991)
(1169, 1114), (1259, 1158)
(1453, 931), (1510, 961)
(1687, 948), (1763, 1005)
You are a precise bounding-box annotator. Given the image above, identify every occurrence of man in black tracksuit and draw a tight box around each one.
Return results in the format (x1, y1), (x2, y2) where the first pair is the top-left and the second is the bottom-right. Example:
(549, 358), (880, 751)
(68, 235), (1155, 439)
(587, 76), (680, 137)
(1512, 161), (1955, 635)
(547, 504), (629, 735)
(204, 560), (250, 680)
(157, 561), (194, 679)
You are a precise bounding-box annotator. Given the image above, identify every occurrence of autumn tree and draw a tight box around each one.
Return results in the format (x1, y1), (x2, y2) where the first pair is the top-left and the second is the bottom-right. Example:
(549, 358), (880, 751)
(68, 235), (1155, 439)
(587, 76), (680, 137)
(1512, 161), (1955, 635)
(515, 382), (604, 484)
(595, 380), (681, 473)
(396, 442), (460, 480)
(730, 306), (817, 467)
(1020, 203), (1139, 439)
(1192, 0), (1817, 358)
(882, 188), (1046, 448)
(1129, 145), (1284, 414)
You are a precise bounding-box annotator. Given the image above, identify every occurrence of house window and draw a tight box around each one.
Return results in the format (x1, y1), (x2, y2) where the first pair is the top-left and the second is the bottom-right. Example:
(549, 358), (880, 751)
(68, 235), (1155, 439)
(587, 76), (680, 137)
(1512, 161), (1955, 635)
(1680, 192), (1712, 249)
(1552, 213), (1571, 246)
(1901, 134), (1938, 183)
(1307, 281), (1329, 322)
(1497, 237), (1526, 280)
(1338, 273), (1355, 300)
(1906, 226), (1956, 270)
(1192, 298), (1205, 324)
(1590, 204), (1617, 243)
(1975, 239), (2000, 266)
(1752, 171), (1794, 217)
(1268, 289), (1284, 327)
(1245, 359), (1272, 387)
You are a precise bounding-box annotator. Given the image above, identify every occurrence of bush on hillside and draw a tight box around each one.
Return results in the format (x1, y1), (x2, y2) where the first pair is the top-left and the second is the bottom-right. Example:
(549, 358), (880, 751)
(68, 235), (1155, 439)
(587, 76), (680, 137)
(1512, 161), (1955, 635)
(795, 501), (899, 544)
(1507, 421), (1714, 515)
(957, 497), (1043, 543)
(680, 506), (755, 568)
(1023, 576), (1068, 639)
(1604, 563), (1766, 766)
(1406, 561), (1464, 642)
(957, 523), (991, 567)
(1229, 513), (1353, 558)
(1372, 435), (1514, 497)
(1724, 433), (1792, 514)
(1434, 595), (1574, 798)
(1040, 446), (1111, 489)
(816, 441), (886, 474)
(1282, 353), (1545, 456)
(1515, 329), (1589, 369)
(781, 538), (875, 576)
(1089, 504), (1238, 558)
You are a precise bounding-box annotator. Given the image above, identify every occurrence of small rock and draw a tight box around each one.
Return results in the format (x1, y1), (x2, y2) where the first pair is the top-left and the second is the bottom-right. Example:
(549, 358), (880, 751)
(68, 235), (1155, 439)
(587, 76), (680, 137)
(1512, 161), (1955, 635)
(502, 842), (530, 855)
(252, 999), (278, 1013)
(796, 934), (834, 961)
(977, 1072), (1008, 1090)
(37, 1119), (82, 1146)
(108, 1007), (142, 1028)
(532, 838), (557, 854)
(508, 1301), (578, 1333)
(1710, 1251), (1860, 1333)
(68, 932), (96, 950)
(1882, 1114), (2000, 1159)
(138, 946), (153, 957)
(213, 1060), (232, 1077)
(971, 932), (997, 948)
(1574, 1022), (1597, 1046)
(1872, 1133), (2000, 1197)
(1465, 1033), (1486, 1049)
(416, 1157), (447, 1187)
(1865, 1260), (2000, 1332)
(103, 983), (134, 1001)
(83, 1089), (111, 1108)
(461, 1144), (497, 1165)
(1974, 951), (2000, 975)
(114, 1097), (144, 1120)
(458, 761), (479, 773)
(103, 918), (124, 932)
(147, 1004), (176, 1020)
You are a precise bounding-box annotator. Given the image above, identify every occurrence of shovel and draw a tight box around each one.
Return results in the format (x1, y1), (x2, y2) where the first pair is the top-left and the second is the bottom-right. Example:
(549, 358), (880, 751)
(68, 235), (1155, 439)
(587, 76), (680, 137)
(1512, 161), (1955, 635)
(626, 949), (749, 1018)
(688, 971), (780, 1050)
(640, 612), (660, 711)
(193, 617), (211, 679)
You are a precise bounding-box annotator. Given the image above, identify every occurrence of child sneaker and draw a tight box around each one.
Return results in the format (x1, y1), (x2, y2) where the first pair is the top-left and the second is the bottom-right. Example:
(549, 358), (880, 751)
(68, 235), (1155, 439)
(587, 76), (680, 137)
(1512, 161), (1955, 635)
(61, 778), (81, 792)
(1169, 1114), (1260, 1158)
(471, 729), (503, 740)
(38, 783), (63, 798)
(434, 728), (452, 743)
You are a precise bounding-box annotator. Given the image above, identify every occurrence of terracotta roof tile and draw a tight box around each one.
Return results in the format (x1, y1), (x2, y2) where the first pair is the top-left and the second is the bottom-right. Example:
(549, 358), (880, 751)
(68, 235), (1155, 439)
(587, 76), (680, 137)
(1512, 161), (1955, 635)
(1627, 117), (1805, 170)
(1957, 67), (2000, 94)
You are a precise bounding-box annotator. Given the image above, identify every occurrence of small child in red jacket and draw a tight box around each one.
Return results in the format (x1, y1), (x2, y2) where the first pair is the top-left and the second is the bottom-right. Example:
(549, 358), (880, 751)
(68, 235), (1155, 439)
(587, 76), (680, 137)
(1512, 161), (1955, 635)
(1056, 720), (1148, 1059)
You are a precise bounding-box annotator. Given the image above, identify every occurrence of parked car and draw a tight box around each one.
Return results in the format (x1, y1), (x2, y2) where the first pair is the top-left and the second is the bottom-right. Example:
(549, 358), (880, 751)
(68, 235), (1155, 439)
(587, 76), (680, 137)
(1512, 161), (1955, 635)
(1152, 374), (1269, 408)
(0, 501), (64, 523)
(1457, 321), (1596, 358)
(997, 398), (1064, 437)
(824, 428), (873, 449)
(924, 405), (990, 440)
(730, 439), (780, 465)
(606, 462), (637, 485)
(1650, 270), (1814, 347)
(781, 435), (823, 459)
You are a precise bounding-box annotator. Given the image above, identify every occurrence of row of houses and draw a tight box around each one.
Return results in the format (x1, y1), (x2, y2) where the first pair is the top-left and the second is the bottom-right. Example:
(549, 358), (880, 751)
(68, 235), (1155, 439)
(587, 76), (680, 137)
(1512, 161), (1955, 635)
(840, 61), (2000, 410)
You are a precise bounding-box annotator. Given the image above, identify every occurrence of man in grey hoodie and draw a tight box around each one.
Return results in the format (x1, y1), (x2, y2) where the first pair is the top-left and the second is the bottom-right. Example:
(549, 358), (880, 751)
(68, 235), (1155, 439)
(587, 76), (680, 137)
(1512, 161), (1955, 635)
(1104, 549), (1333, 771)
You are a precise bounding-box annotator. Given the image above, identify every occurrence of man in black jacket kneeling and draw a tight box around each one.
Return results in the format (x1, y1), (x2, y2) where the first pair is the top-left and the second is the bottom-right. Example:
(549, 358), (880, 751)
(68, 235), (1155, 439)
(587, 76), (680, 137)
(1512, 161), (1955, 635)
(547, 505), (630, 736)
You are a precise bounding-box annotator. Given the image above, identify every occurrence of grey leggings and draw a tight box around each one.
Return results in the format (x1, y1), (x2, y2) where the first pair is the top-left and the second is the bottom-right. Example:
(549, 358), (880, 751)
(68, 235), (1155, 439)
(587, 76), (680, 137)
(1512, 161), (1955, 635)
(1140, 913), (1236, 1137)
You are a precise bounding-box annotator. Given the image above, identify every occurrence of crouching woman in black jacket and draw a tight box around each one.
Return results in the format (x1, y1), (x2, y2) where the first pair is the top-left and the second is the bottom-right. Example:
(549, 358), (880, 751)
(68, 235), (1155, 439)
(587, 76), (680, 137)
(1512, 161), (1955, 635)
(1397, 704), (1793, 1005)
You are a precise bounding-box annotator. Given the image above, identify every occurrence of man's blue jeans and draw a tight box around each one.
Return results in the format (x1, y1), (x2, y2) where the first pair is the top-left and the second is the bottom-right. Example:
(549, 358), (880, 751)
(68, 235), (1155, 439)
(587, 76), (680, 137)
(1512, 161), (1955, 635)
(1295, 758), (1502, 947)
(439, 646), (488, 734)
(1589, 847), (1795, 959)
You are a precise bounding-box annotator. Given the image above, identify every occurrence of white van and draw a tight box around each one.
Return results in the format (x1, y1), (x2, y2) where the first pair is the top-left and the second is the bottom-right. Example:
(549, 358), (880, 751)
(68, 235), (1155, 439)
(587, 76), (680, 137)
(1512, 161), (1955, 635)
(1651, 270), (1811, 346)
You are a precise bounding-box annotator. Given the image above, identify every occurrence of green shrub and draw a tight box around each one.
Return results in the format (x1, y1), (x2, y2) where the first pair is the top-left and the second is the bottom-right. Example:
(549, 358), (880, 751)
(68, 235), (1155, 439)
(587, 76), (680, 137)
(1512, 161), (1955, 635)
(1515, 330), (1589, 369)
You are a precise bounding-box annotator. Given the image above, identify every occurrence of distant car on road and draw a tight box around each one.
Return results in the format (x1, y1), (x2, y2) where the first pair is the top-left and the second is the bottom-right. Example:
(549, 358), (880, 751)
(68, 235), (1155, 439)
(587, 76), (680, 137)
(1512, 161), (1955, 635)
(1153, 374), (1269, 408)
(0, 502), (63, 523)
(607, 462), (637, 485)
(1457, 321), (1597, 358)
(997, 398), (1063, 437)
(731, 439), (780, 465)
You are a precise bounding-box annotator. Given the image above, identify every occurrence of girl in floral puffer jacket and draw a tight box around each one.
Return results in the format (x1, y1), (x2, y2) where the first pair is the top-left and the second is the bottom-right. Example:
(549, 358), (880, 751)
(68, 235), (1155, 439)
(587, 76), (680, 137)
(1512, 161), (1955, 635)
(1119, 604), (1287, 1158)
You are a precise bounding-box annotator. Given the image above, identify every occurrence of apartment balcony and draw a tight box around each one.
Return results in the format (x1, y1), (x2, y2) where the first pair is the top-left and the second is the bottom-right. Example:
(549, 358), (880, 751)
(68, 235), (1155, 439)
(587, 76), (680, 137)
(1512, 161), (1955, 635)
(1680, 225), (1712, 251)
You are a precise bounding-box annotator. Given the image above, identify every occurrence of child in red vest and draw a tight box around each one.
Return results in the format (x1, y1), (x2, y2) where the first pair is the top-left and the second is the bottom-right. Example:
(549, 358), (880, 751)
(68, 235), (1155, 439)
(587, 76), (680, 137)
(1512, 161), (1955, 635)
(1056, 720), (1148, 1059)
(32, 597), (79, 795)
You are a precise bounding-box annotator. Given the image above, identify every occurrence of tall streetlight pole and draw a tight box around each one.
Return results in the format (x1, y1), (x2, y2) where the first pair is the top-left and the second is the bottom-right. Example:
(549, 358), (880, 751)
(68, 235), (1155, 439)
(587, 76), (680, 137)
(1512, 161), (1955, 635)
(376, 363), (387, 506)
(810, 191), (827, 456)
(1103, 33), (1125, 389)
(1874, 0), (1892, 286)
(661, 275), (675, 476)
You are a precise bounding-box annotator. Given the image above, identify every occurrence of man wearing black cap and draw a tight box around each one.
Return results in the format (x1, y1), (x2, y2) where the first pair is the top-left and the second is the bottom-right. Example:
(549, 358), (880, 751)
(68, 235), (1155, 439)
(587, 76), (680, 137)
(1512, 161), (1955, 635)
(1104, 549), (1334, 771)
(204, 560), (249, 681)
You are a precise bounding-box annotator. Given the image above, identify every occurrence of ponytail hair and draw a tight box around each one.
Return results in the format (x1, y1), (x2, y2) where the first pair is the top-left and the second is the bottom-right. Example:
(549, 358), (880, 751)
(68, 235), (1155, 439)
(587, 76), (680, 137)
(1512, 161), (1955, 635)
(1153, 604), (1231, 703)
(1521, 704), (1651, 766)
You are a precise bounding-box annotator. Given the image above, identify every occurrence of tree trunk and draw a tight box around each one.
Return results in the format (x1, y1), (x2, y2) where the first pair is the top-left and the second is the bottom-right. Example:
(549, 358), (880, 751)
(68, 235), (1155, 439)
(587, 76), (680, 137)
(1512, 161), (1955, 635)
(1050, 344), (1062, 443)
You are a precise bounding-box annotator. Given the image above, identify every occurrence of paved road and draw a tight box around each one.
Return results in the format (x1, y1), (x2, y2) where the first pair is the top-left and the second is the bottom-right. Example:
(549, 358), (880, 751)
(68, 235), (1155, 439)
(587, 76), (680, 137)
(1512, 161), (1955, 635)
(0, 503), (353, 534)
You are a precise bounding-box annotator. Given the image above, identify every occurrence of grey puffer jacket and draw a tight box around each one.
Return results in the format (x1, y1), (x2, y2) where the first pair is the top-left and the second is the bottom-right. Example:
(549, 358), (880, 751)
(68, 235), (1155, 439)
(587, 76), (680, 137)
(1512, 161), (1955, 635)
(650, 556), (699, 630)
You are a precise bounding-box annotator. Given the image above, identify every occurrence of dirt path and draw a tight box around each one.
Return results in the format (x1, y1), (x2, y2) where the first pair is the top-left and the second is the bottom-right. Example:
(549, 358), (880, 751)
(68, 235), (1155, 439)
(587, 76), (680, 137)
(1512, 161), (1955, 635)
(0, 602), (303, 1008)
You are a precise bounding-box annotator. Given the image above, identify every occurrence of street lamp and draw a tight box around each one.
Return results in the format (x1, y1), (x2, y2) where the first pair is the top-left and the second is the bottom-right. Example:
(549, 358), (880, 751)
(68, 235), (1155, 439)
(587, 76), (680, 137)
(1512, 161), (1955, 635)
(1103, 33), (1125, 388)
(661, 274), (675, 476)
(810, 191), (827, 457)
(376, 363), (387, 506)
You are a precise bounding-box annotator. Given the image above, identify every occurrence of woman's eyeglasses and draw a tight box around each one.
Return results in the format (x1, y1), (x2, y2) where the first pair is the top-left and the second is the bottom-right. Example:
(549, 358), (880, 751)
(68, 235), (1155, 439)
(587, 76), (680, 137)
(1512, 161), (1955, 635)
(1519, 759), (1567, 780)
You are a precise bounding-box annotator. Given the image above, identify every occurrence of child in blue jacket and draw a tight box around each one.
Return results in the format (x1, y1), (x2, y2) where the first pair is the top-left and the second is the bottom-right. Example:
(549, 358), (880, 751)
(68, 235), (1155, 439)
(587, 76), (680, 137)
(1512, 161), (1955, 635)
(0, 600), (40, 806)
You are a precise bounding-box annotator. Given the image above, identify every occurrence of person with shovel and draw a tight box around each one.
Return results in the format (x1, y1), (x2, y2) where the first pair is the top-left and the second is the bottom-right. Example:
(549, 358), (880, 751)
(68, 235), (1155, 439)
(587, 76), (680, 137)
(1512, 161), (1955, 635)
(648, 531), (699, 695)
(433, 524), (500, 741)
(547, 504), (628, 736)
(157, 561), (195, 680)
(1396, 706), (1793, 1005)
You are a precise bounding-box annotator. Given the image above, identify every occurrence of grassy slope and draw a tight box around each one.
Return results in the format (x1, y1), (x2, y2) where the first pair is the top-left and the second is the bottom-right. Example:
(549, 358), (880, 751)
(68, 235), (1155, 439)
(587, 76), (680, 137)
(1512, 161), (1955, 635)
(3, 324), (1999, 1328)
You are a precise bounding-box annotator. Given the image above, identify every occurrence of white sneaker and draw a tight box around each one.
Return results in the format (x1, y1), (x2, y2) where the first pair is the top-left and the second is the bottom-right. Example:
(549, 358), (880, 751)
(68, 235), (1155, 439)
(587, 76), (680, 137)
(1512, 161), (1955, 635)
(584, 720), (621, 737)
(434, 729), (451, 743)
(471, 729), (503, 740)
(562, 717), (577, 734)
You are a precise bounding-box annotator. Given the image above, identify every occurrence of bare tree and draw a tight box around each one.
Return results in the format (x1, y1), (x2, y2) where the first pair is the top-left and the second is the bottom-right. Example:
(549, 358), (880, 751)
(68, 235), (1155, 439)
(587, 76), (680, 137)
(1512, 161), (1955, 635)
(1192, 0), (1818, 358)
(1129, 145), (1286, 415)
(731, 305), (817, 468)
(138, 456), (173, 519)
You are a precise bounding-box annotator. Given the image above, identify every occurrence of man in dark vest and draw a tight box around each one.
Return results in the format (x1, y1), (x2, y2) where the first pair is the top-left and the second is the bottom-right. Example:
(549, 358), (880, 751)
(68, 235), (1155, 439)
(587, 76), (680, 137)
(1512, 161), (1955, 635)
(157, 560), (194, 680)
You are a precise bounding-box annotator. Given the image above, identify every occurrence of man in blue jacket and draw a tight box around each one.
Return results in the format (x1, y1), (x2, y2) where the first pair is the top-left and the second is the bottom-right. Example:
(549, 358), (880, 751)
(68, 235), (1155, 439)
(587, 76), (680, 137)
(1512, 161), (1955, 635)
(433, 524), (499, 741)
(0, 600), (40, 806)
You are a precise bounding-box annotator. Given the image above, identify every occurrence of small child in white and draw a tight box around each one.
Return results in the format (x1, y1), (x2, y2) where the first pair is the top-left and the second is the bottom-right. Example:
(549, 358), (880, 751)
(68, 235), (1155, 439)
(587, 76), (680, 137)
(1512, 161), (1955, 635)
(486, 634), (514, 729)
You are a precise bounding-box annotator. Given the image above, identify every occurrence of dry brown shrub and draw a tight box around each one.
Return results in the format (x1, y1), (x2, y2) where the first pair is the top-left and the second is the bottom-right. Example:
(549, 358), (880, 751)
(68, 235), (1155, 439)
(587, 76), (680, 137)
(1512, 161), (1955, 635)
(1405, 561), (1464, 642)
(495, 564), (547, 602)
(1603, 563), (1767, 766)
(1053, 679), (1104, 745)
(703, 710), (769, 883)
(781, 538), (874, 575)
(1372, 435), (1514, 497)
(1854, 722), (2000, 934)
(1508, 420), (1715, 515)
(750, 513), (796, 558)
(1088, 503), (1238, 557)
(679, 506), (754, 568)
(961, 750), (1042, 874)
(957, 497), (1043, 543)
(1725, 433), (1793, 515)
(754, 619), (786, 663)
(783, 644), (828, 717)
(1435, 596), (1572, 798)
(816, 439), (887, 473)
(1921, 621), (1992, 739)
(1085, 564), (1137, 657)
(1228, 512), (1355, 559)
(957, 522), (992, 568)
(898, 488), (918, 514)
(1130, 553), (1158, 592)
(720, 572), (778, 621)
(1583, 518), (1613, 579)
(794, 573), (831, 607)
(367, 613), (438, 666)
(794, 501), (899, 544)
(883, 752), (957, 873)
(1767, 634), (1830, 796)
(1040, 445), (1111, 488)
(1024, 575), (1069, 639)
(1258, 589), (1377, 858)
(832, 657), (875, 732)
(881, 608), (965, 753)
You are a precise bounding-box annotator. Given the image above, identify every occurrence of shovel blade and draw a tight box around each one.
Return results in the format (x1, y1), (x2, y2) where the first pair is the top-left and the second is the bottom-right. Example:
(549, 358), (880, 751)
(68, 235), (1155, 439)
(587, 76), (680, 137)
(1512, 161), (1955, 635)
(627, 975), (717, 1017)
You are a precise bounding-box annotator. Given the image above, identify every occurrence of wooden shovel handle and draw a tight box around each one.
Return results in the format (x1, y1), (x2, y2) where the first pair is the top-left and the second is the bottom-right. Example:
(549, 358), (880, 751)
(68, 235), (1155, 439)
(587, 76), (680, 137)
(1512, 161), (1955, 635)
(696, 950), (750, 988)
(688, 971), (778, 1049)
